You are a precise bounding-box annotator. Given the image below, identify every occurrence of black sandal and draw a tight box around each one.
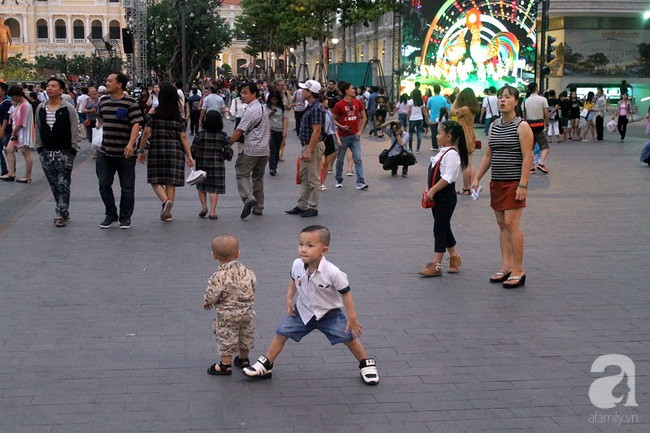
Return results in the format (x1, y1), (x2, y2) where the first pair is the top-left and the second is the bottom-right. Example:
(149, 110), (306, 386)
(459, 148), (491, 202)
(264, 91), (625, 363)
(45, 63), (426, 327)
(207, 362), (232, 375)
(233, 356), (250, 368)
(456, 188), (471, 195)
(489, 272), (511, 283)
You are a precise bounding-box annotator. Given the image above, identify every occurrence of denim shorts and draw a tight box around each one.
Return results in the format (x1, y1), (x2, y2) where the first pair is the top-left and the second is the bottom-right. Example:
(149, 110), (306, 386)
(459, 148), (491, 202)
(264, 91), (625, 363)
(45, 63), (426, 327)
(276, 308), (353, 345)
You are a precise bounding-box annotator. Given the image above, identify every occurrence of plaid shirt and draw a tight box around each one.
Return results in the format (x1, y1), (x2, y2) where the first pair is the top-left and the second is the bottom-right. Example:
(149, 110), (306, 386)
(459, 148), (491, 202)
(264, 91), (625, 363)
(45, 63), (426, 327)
(298, 100), (326, 143)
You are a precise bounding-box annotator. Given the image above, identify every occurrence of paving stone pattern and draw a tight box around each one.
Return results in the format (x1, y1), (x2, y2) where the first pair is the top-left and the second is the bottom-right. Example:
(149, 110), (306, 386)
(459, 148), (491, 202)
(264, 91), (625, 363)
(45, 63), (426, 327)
(1, 118), (648, 432)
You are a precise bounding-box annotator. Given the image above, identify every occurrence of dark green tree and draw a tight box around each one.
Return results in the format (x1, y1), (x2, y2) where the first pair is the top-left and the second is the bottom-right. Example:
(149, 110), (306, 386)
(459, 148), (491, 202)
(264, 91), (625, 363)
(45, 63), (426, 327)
(148, 0), (232, 84)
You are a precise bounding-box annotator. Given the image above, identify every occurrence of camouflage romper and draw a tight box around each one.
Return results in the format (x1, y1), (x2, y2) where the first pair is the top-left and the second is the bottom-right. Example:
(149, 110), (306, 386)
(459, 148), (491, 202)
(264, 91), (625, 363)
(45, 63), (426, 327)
(204, 262), (256, 356)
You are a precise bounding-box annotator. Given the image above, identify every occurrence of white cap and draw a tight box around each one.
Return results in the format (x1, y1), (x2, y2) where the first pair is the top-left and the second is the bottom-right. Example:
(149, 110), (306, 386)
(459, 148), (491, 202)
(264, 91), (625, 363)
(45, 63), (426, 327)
(299, 80), (322, 94)
(97, 85), (107, 93)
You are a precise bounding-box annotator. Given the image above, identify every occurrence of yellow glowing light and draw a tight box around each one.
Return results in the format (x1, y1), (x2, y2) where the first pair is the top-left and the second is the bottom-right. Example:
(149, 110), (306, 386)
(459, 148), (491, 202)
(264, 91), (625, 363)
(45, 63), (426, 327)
(468, 13), (478, 24)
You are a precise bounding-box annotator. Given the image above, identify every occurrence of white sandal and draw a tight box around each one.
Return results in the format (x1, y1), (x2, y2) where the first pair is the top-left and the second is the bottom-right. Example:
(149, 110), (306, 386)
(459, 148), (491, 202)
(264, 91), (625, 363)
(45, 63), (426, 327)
(359, 358), (379, 385)
(243, 355), (273, 379)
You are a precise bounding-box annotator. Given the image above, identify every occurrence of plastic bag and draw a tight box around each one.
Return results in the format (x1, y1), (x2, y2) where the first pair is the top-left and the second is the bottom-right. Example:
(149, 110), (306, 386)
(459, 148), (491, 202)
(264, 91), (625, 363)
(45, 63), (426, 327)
(607, 119), (617, 133)
(92, 127), (103, 149)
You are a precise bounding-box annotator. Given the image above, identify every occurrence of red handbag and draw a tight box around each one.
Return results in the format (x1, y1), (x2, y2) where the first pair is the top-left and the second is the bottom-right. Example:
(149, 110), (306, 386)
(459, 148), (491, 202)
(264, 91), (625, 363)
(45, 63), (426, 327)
(422, 190), (435, 208)
(475, 140), (482, 150)
(422, 148), (455, 209)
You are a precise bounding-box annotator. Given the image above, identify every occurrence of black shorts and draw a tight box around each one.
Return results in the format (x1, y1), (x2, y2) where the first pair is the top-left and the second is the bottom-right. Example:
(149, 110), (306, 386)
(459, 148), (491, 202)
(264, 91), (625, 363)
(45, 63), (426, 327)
(324, 135), (337, 156)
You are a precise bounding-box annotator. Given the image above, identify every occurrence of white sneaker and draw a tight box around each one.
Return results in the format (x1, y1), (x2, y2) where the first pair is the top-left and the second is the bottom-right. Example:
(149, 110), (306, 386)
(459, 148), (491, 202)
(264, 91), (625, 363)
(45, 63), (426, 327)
(356, 183), (369, 190)
(335, 182), (343, 188)
(321, 184), (327, 191)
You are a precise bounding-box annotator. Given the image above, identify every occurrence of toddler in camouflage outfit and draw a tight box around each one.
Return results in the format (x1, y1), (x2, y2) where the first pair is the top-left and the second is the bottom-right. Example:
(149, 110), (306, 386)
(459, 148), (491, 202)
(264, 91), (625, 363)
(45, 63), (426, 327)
(203, 234), (256, 375)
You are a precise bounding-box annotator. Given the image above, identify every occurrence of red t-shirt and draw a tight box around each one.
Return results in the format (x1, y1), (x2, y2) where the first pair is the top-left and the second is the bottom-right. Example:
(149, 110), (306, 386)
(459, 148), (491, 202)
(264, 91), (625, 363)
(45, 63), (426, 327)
(333, 98), (364, 137)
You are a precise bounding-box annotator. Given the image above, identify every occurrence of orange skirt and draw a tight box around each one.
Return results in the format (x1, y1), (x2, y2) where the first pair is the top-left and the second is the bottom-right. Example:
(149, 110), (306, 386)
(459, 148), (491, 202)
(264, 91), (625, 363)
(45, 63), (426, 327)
(490, 180), (526, 211)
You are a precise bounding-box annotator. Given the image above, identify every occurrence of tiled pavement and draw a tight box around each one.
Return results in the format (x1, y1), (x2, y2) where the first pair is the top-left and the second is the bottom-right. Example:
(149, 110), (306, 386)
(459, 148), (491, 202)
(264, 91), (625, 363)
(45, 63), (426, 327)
(1, 117), (648, 433)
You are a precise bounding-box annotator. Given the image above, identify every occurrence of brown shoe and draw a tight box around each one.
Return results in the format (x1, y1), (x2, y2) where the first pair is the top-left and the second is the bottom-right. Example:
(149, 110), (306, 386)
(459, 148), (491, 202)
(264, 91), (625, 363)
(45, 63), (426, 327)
(419, 262), (442, 277)
(448, 255), (461, 273)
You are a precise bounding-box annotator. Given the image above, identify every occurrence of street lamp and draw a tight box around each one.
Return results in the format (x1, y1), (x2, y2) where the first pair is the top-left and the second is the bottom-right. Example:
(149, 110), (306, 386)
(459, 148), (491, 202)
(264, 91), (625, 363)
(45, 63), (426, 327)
(180, 0), (187, 89)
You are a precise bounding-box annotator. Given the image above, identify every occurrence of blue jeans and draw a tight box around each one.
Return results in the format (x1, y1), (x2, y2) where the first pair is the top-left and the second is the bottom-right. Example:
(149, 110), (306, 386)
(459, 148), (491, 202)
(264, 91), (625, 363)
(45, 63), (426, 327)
(0, 135), (9, 175)
(95, 152), (137, 221)
(276, 308), (353, 345)
(335, 134), (365, 184)
(398, 113), (408, 128)
(484, 116), (495, 136)
(409, 119), (423, 151)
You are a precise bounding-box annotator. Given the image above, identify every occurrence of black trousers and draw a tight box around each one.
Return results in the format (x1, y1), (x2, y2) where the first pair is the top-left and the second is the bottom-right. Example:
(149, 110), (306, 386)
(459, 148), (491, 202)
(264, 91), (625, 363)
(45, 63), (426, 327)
(596, 115), (604, 140)
(617, 115), (629, 140)
(432, 185), (457, 253)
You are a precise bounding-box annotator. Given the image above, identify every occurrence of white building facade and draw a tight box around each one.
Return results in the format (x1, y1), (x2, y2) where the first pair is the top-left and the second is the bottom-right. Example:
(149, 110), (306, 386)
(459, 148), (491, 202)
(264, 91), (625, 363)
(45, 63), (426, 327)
(2, 0), (126, 62)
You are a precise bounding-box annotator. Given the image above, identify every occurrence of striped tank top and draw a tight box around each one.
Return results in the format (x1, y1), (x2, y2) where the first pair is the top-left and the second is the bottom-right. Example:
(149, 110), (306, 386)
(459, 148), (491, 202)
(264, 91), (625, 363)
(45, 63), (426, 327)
(488, 117), (523, 181)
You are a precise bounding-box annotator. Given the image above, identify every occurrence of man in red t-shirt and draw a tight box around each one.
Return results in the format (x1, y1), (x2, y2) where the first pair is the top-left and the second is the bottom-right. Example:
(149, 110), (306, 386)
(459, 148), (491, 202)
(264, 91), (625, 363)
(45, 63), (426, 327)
(332, 82), (368, 190)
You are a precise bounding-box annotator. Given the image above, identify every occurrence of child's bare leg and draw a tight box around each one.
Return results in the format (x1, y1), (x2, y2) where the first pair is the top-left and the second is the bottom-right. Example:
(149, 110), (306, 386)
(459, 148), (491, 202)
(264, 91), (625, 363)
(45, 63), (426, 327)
(220, 355), (232, 365)
(209, 193), (218, 216)
(344, 339), (368, 362)
(198, 190), (207, 211)
(265, 334), (288, 363)
(238, 349), (249, 360)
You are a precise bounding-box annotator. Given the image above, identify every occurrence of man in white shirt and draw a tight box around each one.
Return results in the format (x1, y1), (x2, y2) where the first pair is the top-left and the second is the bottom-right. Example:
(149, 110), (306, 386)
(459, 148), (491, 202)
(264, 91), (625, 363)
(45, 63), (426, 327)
(199, 85), (225, 129)
(523, 82), (550, 174)
(480, 86), (498, 136)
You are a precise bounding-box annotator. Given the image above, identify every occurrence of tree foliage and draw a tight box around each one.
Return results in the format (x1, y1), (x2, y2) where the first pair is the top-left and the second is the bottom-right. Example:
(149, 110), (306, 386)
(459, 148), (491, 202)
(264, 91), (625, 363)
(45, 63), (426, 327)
(148, 0), (232, 84)
(0, 54), (39, 81)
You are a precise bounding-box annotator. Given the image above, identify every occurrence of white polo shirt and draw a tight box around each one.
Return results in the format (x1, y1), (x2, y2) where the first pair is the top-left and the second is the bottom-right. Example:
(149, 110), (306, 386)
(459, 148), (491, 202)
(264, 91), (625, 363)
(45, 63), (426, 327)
(290, 257), (350, 325)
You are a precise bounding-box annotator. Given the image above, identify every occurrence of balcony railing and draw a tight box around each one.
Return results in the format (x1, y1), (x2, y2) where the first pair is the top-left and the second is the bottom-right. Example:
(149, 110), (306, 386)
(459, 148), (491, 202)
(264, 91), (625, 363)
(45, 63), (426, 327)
(37, 38), (49, 44)
(12, 37), (21, 44)
(74, 39), (85, 44)
(55, 38), (67, 44)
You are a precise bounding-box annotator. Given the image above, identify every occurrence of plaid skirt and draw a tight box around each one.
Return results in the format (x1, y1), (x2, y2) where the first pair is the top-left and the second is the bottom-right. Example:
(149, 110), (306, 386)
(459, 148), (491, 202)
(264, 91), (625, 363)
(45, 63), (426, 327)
(147, 140), (186, 186)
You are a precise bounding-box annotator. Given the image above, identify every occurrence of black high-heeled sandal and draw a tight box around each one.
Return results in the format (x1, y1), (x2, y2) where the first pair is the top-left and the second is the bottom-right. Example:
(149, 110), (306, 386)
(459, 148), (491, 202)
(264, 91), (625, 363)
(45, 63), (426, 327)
(0, 175), (15, 181)
(490, 272), (511, 283)
(503, 275), (526, 289)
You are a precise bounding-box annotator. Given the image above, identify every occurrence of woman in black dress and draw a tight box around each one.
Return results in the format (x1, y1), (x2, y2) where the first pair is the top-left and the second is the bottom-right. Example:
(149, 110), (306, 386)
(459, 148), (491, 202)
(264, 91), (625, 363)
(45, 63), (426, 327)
(138, 83), (194, 222)
(191, 111), (231, 219)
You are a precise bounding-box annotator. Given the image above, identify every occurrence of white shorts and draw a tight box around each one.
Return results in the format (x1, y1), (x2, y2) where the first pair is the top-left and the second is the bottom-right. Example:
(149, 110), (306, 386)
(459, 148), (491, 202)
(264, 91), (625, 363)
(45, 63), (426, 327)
(547, 121), (559, 136)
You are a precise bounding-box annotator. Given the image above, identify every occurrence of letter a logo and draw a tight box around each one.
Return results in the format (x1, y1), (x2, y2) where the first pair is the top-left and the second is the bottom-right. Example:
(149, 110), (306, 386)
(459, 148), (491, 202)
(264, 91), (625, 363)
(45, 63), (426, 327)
(589, 354), (637, 409)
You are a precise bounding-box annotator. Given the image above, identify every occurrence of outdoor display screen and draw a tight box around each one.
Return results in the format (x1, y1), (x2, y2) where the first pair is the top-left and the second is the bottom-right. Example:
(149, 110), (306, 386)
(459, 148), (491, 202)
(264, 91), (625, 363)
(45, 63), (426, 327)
(402, 0), (538, 95)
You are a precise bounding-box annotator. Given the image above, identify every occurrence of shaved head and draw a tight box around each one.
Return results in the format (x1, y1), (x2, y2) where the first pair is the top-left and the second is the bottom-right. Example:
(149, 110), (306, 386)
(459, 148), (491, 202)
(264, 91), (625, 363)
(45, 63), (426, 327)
(211, 235), (240, 262)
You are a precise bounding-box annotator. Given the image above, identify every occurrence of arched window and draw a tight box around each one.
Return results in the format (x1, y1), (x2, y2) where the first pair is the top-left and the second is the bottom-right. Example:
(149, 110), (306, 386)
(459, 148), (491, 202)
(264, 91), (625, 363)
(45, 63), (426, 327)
(36, 19), (48, 40)
(73, 20), (85, 40)
(5, 18), (20, 43)
(54, 19), (66, 40)
(91, 20), (103, 40)
(108, 20), (120, 40)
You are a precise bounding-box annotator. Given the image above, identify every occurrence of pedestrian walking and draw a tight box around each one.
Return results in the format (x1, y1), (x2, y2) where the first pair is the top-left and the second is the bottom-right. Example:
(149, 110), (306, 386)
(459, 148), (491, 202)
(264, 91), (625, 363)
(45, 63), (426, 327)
(266, 90), (288, 176)
(613, 93), (633, 142)
(95, 73), (144, 229)
(191, 111), (231, 219)
(34, 77), (80, 227)
(229, 82), (270, 219)
(332, 81), (368, 191)
(471, 85), (533, 289)
(137, 83), (194, 222)
(0, 81), (11, 176)
(1, 85), (34, 183)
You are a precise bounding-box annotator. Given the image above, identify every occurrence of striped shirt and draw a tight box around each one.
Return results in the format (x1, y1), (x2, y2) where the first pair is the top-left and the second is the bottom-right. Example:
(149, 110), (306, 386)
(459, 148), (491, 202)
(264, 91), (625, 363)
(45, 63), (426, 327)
(45, 106), (56, 128)
(237, 99), (270, 157)
(96, 95), (144, 157)
(488, 117), (524, 181)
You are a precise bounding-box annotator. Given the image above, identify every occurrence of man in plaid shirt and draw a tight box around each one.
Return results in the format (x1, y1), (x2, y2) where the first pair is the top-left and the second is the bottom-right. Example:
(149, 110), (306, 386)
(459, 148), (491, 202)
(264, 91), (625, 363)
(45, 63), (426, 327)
(286, 80), (326, 218)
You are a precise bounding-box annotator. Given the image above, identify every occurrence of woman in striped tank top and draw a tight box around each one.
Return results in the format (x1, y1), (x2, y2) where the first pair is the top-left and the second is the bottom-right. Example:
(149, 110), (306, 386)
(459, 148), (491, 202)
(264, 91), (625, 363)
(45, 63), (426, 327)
(471, 86), (533, 289)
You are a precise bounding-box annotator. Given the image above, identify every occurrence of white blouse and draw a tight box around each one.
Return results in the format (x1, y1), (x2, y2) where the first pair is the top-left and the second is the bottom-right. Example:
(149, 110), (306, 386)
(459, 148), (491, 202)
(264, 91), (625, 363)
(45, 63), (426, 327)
(430, 147), (461, 184)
